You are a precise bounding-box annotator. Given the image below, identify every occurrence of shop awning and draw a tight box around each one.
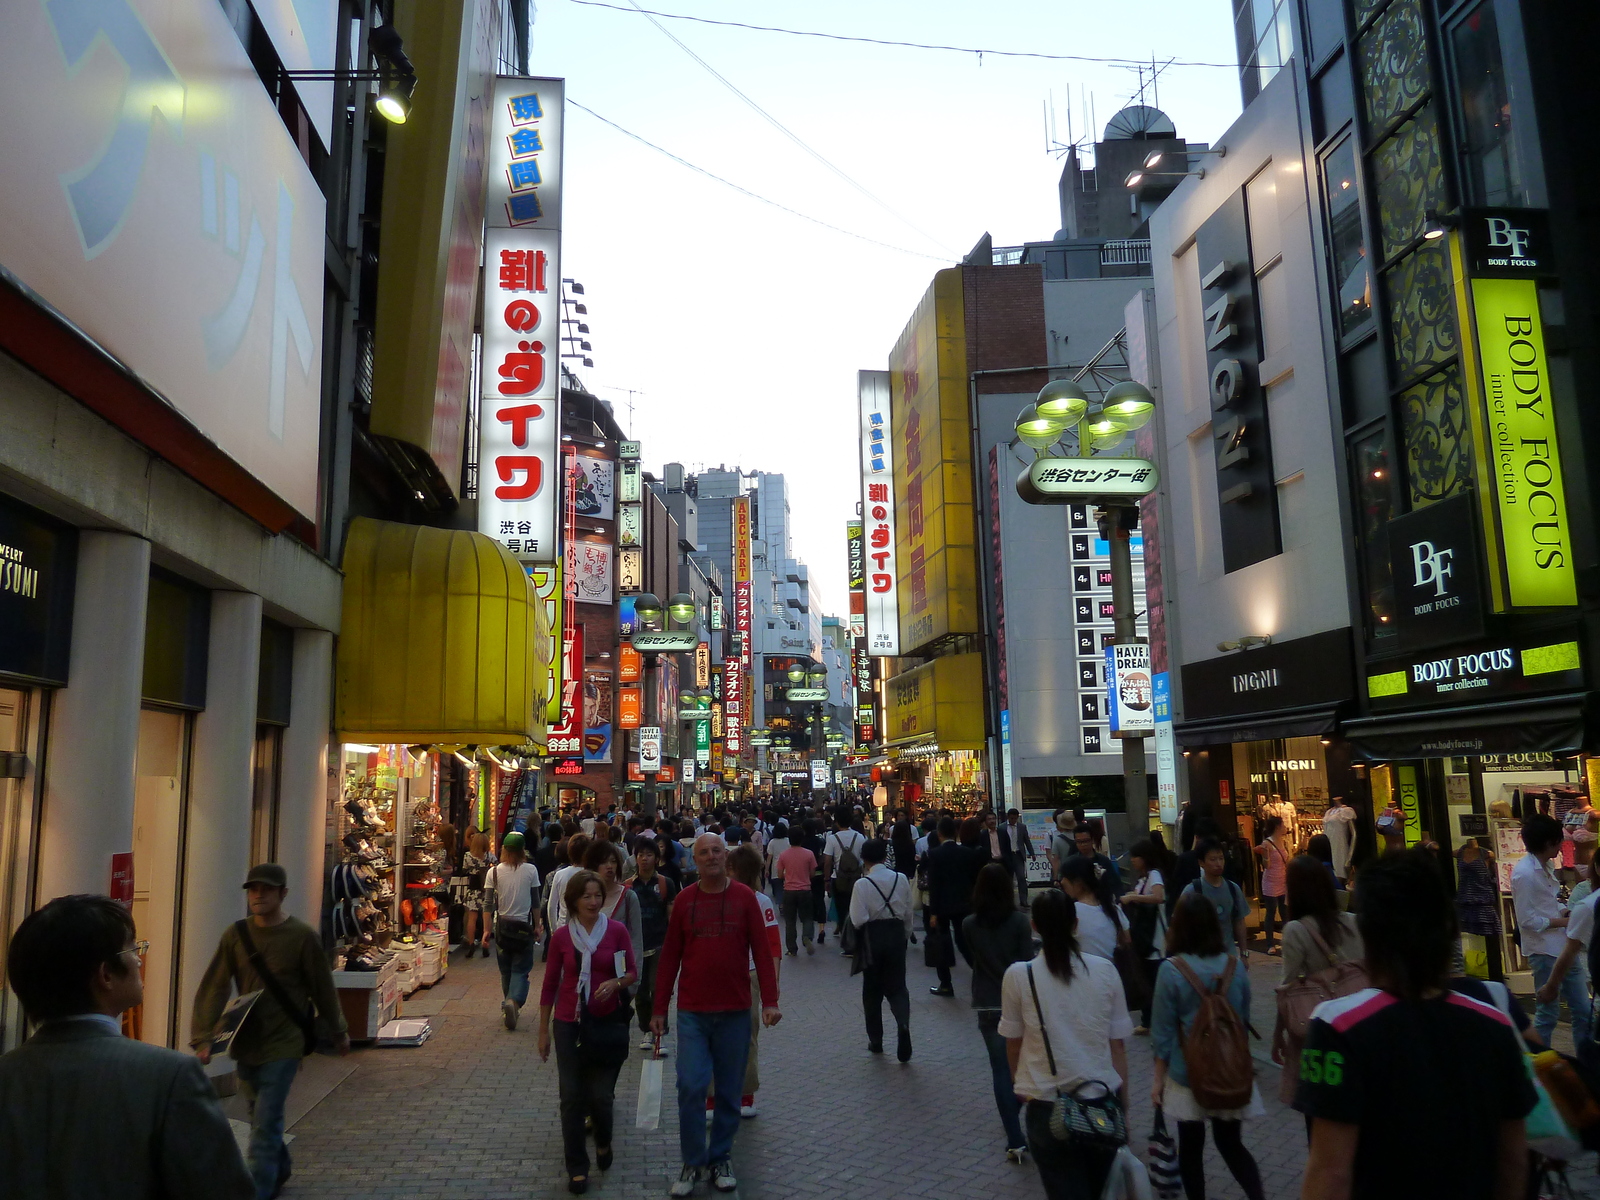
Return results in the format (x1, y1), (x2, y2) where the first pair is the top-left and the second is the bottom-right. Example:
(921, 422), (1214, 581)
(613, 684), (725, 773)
(336, 517), (551, 746)
(1342, 692), (1587, 761)
(1173, 703), (1343, 748)
(882, 653), (985, 751)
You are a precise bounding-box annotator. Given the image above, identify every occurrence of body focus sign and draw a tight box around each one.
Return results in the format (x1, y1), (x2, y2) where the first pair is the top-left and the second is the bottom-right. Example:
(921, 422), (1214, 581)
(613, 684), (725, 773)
(479, 77), (564, 564)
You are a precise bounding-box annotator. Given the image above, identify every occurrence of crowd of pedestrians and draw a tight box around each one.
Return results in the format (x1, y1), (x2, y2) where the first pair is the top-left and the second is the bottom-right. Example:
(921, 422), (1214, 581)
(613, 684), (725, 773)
(0, 795), (1591, 1200)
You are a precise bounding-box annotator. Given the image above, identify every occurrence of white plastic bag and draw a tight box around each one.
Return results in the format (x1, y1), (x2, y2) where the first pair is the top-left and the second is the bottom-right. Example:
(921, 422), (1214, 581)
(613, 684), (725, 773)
(635, 1050), (663, 1130)
(1101, 1145), (1153, 1200)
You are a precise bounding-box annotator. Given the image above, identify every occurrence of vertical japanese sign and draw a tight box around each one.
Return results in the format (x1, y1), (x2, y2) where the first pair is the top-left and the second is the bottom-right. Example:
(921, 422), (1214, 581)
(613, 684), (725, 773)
(858, 370), (899, 655)
(1152, 673), (1180, 825)
(548, 624), (584, 754)
(733, 493), (753, 757)
(847, 519), (873, 751)
(480, 77), (564, 563)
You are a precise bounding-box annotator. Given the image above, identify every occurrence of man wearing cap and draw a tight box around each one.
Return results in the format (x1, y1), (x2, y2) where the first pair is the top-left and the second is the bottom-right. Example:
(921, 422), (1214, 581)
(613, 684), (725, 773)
(192, 864), (349, 1200)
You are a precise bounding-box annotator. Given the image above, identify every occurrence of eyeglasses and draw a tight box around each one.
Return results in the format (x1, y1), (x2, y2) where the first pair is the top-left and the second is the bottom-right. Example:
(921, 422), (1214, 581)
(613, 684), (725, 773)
(121, 941), (150, 958)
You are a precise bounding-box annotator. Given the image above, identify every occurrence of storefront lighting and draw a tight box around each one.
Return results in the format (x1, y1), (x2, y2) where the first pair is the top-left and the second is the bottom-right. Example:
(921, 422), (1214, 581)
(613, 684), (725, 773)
(1143, 145), (1225, 171)
(345, 742), (382, 753)
(451, 750), (474, 768)
(1422, 209), (1458, 240)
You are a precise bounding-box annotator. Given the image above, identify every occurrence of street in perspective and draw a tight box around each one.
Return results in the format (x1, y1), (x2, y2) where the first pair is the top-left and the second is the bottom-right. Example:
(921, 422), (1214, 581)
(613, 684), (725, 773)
(3, 1), (1600, 1199)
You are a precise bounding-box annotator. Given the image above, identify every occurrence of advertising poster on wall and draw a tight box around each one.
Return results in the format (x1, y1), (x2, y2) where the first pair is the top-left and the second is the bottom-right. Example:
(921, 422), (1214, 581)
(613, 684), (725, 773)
(570, 541), (614, 604)
(573, 456), (615, 521)
(583, 668), (612, 763)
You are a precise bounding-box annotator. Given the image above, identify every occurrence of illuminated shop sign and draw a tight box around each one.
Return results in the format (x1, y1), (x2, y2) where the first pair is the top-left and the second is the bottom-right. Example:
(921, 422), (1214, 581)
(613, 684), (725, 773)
(1366, 633), (1583, 709)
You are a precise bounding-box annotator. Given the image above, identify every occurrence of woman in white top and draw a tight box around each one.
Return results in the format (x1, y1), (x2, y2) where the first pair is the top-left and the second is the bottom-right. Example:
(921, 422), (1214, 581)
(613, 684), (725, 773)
(764, 822), (791, 910)
(1119, 838), (1167, 1034)
(1059, 854), (1129, 961)
(999, 888), (1132, 1199)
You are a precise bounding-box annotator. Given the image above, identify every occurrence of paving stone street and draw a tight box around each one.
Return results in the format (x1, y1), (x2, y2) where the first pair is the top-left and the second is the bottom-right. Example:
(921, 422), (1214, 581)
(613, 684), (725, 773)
(267, 925), (1599, 1200)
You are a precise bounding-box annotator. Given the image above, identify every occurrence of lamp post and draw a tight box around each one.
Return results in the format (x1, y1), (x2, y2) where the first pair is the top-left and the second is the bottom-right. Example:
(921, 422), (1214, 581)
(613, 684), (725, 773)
(1013, 378), (1160, 831)
(626, 591), (700, 821)
(784, 660), (831, 800)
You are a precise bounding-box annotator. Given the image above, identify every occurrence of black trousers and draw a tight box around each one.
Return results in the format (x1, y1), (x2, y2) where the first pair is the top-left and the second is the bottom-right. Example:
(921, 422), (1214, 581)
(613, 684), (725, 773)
(933, 911), (972, 988)
(635, 950), (663, 1034)
(553, 1020), (624, 1176)
(1025, 1102), (1117, 1200)
(860, 925), (910, 1048)
(811, 877), (827, 926)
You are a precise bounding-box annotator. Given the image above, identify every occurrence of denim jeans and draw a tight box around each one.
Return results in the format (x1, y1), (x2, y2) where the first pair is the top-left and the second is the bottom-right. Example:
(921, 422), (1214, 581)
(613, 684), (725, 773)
(237, 1057), (300, 1200)
(675, 1009), (752, 1167)
(1530, 952), (1592, 1046)
(979, 1017), (1026, 1150)
(498, 940), (536, 1007)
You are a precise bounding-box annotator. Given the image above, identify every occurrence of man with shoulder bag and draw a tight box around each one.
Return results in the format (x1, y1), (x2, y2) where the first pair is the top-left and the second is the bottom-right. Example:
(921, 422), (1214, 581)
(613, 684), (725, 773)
(848, 838), (915, 1061)
(488, 832), (542, 1030)
(192, 864), (349, 1200)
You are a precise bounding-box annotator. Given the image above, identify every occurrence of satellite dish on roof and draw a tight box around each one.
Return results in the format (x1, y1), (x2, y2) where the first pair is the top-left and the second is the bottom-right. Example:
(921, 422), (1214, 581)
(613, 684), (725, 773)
(1103, 105), (1177, 141)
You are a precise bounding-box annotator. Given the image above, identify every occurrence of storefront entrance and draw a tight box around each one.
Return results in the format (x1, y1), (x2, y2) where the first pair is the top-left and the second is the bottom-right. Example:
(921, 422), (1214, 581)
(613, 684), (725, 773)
(130, 706), (192, 1047)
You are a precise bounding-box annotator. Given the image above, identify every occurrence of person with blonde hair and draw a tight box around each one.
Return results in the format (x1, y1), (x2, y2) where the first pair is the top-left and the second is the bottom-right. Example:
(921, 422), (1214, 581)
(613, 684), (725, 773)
(460, 829), (496, 957)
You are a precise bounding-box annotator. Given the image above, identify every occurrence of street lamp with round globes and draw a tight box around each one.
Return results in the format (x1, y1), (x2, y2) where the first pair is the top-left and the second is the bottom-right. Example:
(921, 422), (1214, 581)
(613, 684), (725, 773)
(1100, 381), (1157, 430)
(1015, 403), (1067, 450)
(667, 592), (696, 626)
(634, 592), (662, 631)
(786, 662), (807, 684)
(1035, 379), (1089, 426)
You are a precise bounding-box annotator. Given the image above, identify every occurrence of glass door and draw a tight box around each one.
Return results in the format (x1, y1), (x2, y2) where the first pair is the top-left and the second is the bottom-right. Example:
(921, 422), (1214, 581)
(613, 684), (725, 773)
(0, 686), (35, 1051)
(250, 724), (283, 867)
(131, 707), (191, 1047)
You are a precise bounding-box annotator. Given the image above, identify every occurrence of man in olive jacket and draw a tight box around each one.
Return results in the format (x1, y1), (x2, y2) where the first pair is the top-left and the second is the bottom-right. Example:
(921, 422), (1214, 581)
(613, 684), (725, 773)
(0, 893), (254, 1199)
(192, 863), (349, 1200)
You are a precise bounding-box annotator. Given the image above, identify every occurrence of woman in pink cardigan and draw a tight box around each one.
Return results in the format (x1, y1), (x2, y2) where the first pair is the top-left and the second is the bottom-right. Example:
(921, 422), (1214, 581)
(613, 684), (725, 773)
(538, 869), (637, 1194)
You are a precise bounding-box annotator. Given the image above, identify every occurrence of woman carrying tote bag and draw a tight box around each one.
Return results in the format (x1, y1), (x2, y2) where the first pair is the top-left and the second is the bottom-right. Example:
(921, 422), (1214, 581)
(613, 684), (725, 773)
(998, 888), (1132, 1199)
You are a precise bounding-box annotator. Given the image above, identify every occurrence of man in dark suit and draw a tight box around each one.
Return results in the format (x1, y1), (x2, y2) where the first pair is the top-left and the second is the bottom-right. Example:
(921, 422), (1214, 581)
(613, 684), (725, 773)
(925, 817), (982, 996)
(1004, 809), (1036, 907)
(0, 894), (253, 1199)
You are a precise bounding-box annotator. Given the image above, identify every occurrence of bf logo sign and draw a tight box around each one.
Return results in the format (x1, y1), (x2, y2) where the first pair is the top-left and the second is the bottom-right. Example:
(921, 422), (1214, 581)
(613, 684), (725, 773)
(1485, 217), (1531, 259)
(1411, 540), (1454, 598)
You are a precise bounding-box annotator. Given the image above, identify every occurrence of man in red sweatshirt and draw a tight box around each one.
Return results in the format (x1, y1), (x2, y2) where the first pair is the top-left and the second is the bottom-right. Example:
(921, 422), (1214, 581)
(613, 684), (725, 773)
(652, 833), (782, 1196)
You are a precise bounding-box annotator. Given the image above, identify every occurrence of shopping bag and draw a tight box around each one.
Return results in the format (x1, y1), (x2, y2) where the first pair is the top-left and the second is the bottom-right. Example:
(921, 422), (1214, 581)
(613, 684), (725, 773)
(1147, 1107), (1182, 1200)
(635, 1041), (663, 1131)
(1099, 1144), (1153, 1200)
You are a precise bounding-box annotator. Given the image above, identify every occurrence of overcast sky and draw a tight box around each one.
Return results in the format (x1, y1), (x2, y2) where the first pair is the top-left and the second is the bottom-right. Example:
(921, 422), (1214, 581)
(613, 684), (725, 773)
(534, 0), (1242, 611)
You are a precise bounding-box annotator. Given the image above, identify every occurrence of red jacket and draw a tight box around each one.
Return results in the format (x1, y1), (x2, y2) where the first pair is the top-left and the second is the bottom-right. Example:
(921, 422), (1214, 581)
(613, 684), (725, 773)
(653, 879), (780, 1016)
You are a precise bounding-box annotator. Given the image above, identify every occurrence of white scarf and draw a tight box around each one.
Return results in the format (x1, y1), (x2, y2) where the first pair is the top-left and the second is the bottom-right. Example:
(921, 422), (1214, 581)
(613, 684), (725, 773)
(569, 911), (610, 1002)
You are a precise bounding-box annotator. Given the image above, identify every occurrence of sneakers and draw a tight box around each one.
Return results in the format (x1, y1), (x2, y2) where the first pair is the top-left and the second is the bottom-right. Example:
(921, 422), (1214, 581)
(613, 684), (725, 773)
(502, 998), (518, 1030)
(739, 1094), (757, 1118)
(640, 1037), (656, 1051)
(1005, 1146), (1028, 1165)
(710, 1160), (737, 1192)
(670, 1164), (702, 1197)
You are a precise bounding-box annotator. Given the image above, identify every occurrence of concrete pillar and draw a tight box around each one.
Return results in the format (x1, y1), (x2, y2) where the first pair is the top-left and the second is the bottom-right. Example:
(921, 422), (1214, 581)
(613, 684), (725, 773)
(175, 591), (261, 1046)
(278, 628), (332, 927)
(37, 531), (150, 901)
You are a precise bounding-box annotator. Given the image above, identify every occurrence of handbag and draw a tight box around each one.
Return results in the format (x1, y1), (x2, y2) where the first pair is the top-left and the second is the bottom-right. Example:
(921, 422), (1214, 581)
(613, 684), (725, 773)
(233, 920), (321, 1057)
(490, 863), (536, 954)
(576, 993), (632, 1067)
(1146, 1107), (1182, 1199)
(1026, 964), (1128, 1148)
(1112, 934), (1151, 1014)
(1274, 923), (1368, 1040)
(852, 877), (903, 977)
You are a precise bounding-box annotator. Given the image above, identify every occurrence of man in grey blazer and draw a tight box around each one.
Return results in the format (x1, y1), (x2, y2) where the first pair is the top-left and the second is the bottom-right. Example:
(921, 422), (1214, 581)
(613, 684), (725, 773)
(0, 893), (253, 1199)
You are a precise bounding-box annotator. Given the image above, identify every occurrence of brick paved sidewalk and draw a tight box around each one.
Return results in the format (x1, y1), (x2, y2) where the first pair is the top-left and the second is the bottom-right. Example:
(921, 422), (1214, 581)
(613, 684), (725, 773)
(280, 936), (1600, 1200)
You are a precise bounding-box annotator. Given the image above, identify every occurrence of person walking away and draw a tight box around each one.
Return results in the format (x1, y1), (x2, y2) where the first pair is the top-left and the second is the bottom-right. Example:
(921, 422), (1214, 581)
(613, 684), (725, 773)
(629, 838), (679, 1054)
(1150, 892), (1265, 1200)
(192, 864), (350, 1200)
(460, 831), (496, 957)
(1322, 796), (1357, 882)
(1296, 849), (1536, 1200)
(963, 862), (1035, 1164)
(1252, 816), (1290, 955)
(1120, 839), (1168, 1034)
(999, 888), (1132, 1199)
(586, 840), (644, 964)
(710, 845), (781, 1118)
(1512, 813), (1591, 1046)
(4, 895), (255, 1200)
(1186, 838), (1251, 962)
(764, 820), (791, 910)
(1533, 852), (1598, 1030)
(1005, 809), (1036, 907)
(1060, 855), (1129, 961)
(537, 870), (638, 1195)
(651, 834), (782, 1196)
(890, 815), (919, 885)
(546, 833), (593, 935)
(852, 838), (916, 1062)
(926, 816), (983, 996)
(796, 818), (829, 945)
(1270, 855), (1364, 1130)
(773, 828), (818, 955)
(486, 832), (542, 1030)
(825, 808), (867, 949)
(1047, 810), (1077, 881)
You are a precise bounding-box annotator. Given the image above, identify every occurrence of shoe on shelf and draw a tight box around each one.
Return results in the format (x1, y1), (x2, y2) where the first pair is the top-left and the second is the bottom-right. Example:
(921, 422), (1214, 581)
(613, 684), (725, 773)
(1005, 1146), (1028, 1166)
(897, 1028), (912, 1063)
(740, 1094), (757, 1118)
(502, 998), (518, 1030)
(670, 1164), (702, 1197)
(930, 985), (955, 997)
(710, 1160), (738, 1192)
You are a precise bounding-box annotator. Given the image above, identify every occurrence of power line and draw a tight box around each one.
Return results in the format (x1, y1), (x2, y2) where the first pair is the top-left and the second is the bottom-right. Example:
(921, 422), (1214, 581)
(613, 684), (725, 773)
(569, 0), (1241, 69)
(612, 0), (960, 257)
(567, 100), (950, 261)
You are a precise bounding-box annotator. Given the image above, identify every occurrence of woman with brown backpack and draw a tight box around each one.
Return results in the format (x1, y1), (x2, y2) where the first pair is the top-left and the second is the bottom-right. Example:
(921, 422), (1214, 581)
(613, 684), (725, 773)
(1150, 892), (1265, 1200)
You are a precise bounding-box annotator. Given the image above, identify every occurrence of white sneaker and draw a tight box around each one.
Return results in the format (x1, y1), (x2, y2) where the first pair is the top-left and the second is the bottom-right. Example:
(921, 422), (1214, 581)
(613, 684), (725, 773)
(670, 1164), (701, 1197)
(710, 1159), (737, 1192)
(502, 998), (518, 1030)
(640, 1037), (655, 1051)
(739, 1102), (757, 1118)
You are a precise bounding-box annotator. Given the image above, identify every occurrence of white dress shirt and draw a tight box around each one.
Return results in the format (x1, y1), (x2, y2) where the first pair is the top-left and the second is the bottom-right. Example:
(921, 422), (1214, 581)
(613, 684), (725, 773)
(849, 864), (915, 936)
(1322, 805), (1357, 879)
(1511, 851), (1569, 957)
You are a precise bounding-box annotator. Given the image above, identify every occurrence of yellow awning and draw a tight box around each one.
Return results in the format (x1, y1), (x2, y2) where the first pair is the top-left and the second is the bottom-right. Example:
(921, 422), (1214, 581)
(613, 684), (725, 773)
(882, 652), (985, 750)
(336, 517), (550, 746)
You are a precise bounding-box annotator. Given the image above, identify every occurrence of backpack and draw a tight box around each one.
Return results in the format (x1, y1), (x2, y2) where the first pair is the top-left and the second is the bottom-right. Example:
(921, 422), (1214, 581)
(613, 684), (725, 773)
(1170, 956), (1254, 1109)
(835, 833), (864, 889)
